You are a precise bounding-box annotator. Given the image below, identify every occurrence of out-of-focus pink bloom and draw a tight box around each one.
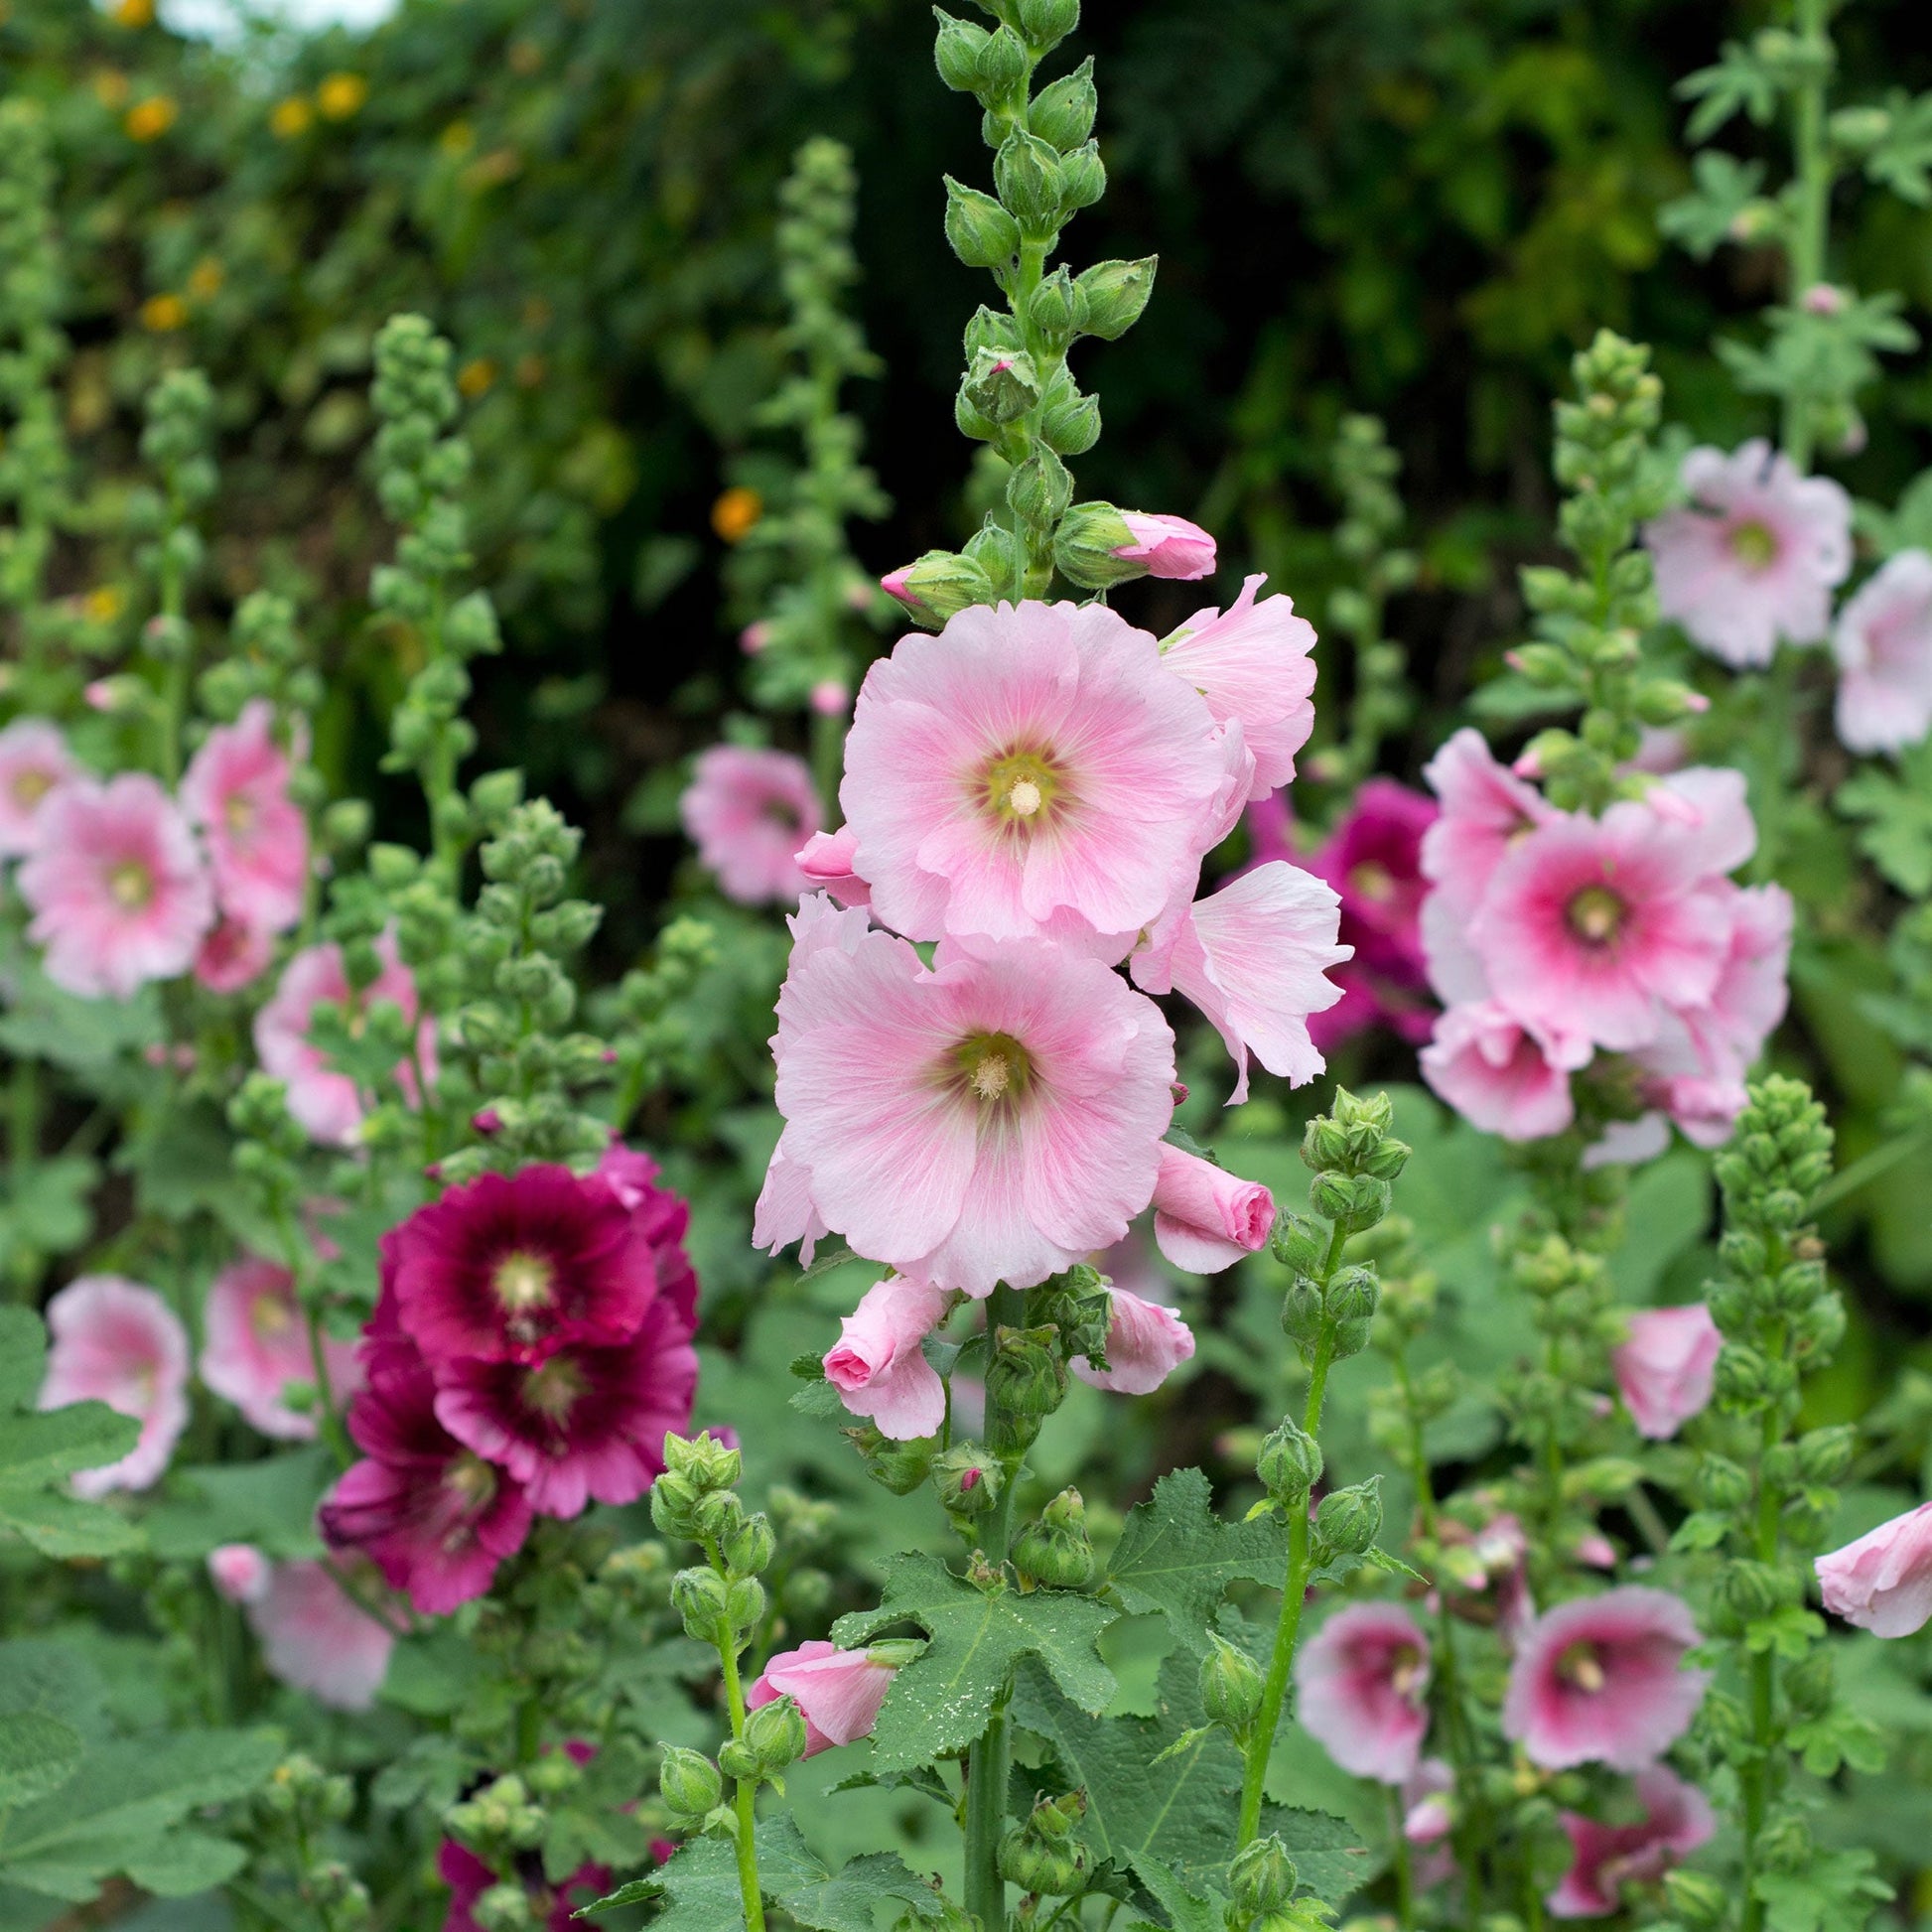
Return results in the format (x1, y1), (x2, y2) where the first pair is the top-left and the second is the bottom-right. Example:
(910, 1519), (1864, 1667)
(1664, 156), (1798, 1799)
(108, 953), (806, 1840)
(1403, 1758), (1454, 1846)
(247, 1560), (395, 1711)
(439, 1837), (611, 1932)
(207, 1543), (272, 1605)
(1420, 728), (1557, 924)
(740, 621), (773, 655)
(794, 826), (871, 909)
(1574, 1532), (1619, 1570)
(17, 774), (214, 998)
(810, 679), (849, 717)
(253, 934), (437, 1146)
(679, 745), (822, 905)
(38, 1276), (190, 1497)
(1503, 1587), (1708, 1770)
(1113, 511), (1216, 580)
(193, 915), (276, 993)
(1071, 1283), (1194, 1395)
(1583, 1115), (1674, 1173)
(1149, 1144), (1273, 1274)
(1832, 548), (1932, 755)
(823, 1277), (948, 1441)
(1612, 1306), (1722, 1440)
(1549, 1766), (1716, 1919)
(1646, 440), (1852, 667)
(1815, 1500), (1932, 1638)
(180, 701), (309, 934)
(747, 1639), (898, 1756)
(1421, 1002), (1590, 1142)
(0, 720), (80, 857)
(1295, 1601), (1433, 1784)
(201, 1256), (360, 1440)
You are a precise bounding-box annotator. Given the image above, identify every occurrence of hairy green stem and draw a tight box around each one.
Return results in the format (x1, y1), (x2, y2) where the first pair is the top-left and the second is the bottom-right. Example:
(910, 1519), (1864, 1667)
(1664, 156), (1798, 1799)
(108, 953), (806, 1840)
(1738, 1285), (1790, 1932)
(712, 1569), (767, 1932)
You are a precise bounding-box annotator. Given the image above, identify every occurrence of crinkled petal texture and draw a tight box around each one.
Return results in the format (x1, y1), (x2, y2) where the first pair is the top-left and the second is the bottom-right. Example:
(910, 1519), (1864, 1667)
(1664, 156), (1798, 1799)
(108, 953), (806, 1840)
(180, 699), (310, 933)
(1421, 1001), (1590, 1142)
(823, 1277), (949, 1441)
(1071, 1285), (1194, 1394)
(1421, 727), (1558, 922)
(766, 916), (1176, 1296)
(1149, 1144), (1273, 1274)
(747, 1640), (897, 1755)
(38, 1276), (191, 1497)
(201, 1255), (360, 1440)
(1548, 1766), (1716, 1919)
(679, 744), (822, 904)
(1612, 1305), (1722, 1440)
(0, 719), (80, 856)
(1503, 1587), (1709, 1771)
(1833, 547), (1932, 755)
(840, 601), (1226, 954)
(247, 1560), (395, 1711)
(1815, 1499), (1932, 1639)
(1295, 1601), (1433, 1784)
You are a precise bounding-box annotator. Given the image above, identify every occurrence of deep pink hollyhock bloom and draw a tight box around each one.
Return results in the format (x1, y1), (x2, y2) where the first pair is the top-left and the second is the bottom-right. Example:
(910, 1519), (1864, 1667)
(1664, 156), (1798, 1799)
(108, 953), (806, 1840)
(1646, 441), (1852, 668)
(1503, 1587), (1709, 1770)
(1815, 1500), (1932, 1638)
(839, 601), (1227, 956)
(1549, 1766), (1716, 1919)
(1420, 728), (1557, 920)
(823, 1277), (948, 1442)
(201, 1255), (360, 1440)
(1070, 1284), (1194, 1395)
(1113, 511), (1216, 580)
(1832, 548), (1932, 755)
(795, 826), (872, 908)
(1149, 1144), (1273, 1274)
(747, 1640), (898, 1755)
(254, 934), (437, 1147)
(0, 719), (80, 857)
(247, 1559), (395, 1711)
(1612, 1306), (1723, 1440)
(207, 1543), (272, 1605)
(180, 700), (309, 933)
(593, 1143), (700, 1326)
(38, 1276), (190, 1497)
(758, 912), (1176, 1296)
(679, 745), (822, 905)
(1294, 1601), (1433, 1784)
(1160, 576), (1317, 799)
(193, 914), (276, 993)
(1420, 1002), (1590, 1142)
(439, 1838), (611, 1932)
(16, 774), (214, 998)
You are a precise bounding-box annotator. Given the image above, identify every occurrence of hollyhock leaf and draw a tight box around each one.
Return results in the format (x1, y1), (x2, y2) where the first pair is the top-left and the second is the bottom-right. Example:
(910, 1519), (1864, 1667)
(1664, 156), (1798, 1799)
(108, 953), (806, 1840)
(1106, 1467), (1287, 1655)
(1838, 756), (1932, 897)
(377, 1627), (488, 1719)
(143, 1449), (331, 1562)
(577, 1833), (735, 1920)
(1129, 1854), (1223, 1932)
(0, 1488), (143, 1561)
(370, 1736), (480, 1813)
(0, 1712), (82, 1809)
(123, 1827), (247, 1896)
(827, 1764), (956, 1808)
(1753, 1850), (1894, 1932)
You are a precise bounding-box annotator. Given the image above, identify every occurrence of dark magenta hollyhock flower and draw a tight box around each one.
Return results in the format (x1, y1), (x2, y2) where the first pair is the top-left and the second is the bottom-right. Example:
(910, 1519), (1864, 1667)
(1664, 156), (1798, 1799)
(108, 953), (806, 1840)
(1548, 1766), (1715, 1918)
(594, 1143), (700, 1326)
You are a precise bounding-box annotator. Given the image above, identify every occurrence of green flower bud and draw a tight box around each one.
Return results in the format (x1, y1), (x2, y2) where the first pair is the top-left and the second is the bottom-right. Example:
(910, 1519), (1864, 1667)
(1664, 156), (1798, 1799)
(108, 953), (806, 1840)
(1720, 1559), (1796, 1620)
(1013, 1487), (1095, 1588)
(988, 1324), (1067, 1420)
(963, 302), (1024, 359)
(994, 131), (1067, 236)
(999, 1798), (1089, 1895)
(1229, 1836), (1299, 1918)
(1030, 56), (1097, 151)
(964, 520), (1024, 586)
(1311, 1476), (1383, 1568)
(1056, 139), (1105, 211)
(882, 549), (997, 627)
(663, 1430), (743, 1493)
(659, 1746), (723, 1818)
(1782, 1646), (1834, 1719)
(1051, 500), (1143, 589)
(944, 177), (1022, 269)
(1037, 371), (1101, 456)
(694, 1488), (746, 1548)
(963, 345), (1040, 423)
(1257, 1416), (1322, 1505)
(725, 1575), (767, 1633)
(1280, 1276), (1324, 1353)
(1016, 0), (1078, 49)
(934, 1445), (1003, 1517)
(725, 1512), (776, 1579)
(1662, 1869), (1729, 1928)
(473, 1881), (537, 1932)
(1794, 1425), (1854, 1485)
(670, 1565), (730, 1639)
(1027, 267), (1088, 347)
(648, 1471), (701, 1540)
(1007, 449), (1073, 529)
(973, 23), (1031, 100)
(744, 1693), (809, 1775)
(844, 1424), (936, 1495)
(1074, 257), (1157, 341)
(932, 8), (992, 92)
(1696, 1453), (1751, 1511)
(1200, 1631), (1265, 1736)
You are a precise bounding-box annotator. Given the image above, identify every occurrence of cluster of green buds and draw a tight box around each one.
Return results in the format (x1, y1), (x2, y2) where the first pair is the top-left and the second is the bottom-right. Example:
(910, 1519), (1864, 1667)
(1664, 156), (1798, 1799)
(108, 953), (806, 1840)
(998, 1788), (1088, 1899)
(1011, 1484), (1094, 1589)
(442, 1773), (550, 1932)
(196, 588), (325, 728)
(1224, 1833), (1330, 1932)
(247, 1754), (370, 1932)
(604, 914), (717, 1130)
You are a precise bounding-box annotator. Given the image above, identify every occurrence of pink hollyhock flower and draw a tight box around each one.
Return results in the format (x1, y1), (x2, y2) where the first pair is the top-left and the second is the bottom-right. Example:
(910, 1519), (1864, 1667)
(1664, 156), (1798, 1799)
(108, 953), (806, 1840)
(16, 774), (214, 998)
(180, 700), (309, 933)
(1612, 1305), (1723, 1440)
(1420, 728), (1557, 920)
(1403, 1759), (1454, 1846)
(823, 1277), (949, 1442)
(253, 934), (437, 1147)
(439, 1837), (611, 1932)
(1160, 576), (1317, 798)
(1503, 1587), (1708, 1770)
(1149, 1144), (1273, 1274)
(1832, 548), (1932, 755)
(207, 1543), (272, 1605)
(679, 745), (822, 904)
(1420, 1002), (1590, 1142)
(758, 912), (1176, 1296)
(194, 915), (276, 993)
(38, 1276), (191, 1497)
(0, 719), (80, 857)
(1295, 1601), (1433, 1784)
(1113, 511), (1216, 580)
(593, 1143), (701, 1324)
(795, 826), (871, 908)
(838, 601), (1228, 955)
(201, 1256), (360, 1440)
(1549, 1766), (1716, 1919)
(247, 1560), (395, 1711)
(1646, 440), (1852, 668)
(1071, 1284), (1194, 1395)
(747, 1639), (898, 1756)
(1815, 1500), (1932, 1638)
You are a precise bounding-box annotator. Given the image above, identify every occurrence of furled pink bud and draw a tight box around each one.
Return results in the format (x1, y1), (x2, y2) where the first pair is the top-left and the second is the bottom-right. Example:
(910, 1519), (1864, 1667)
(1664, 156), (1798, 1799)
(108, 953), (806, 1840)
(1150, 1144), (1273, 1274)
(1071, 1285), (1194, 1395)
(1113, 510), (1216, 580)
(794, 827), (871, 909)
(741, 621), (773, 655)
(1816, 1500), (1932, 1638)
(1611, 1306), (1722, 1440)
(810, 679), (850, 717)
(822, 1278), (948, 1442)
(746, 1640), (898, 1756)
(208, 1542), (272, 1604)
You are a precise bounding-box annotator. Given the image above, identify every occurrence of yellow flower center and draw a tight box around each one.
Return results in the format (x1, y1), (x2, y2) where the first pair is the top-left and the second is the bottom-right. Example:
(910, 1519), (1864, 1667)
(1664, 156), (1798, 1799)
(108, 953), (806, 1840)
(951, 1031), (1032, 1108)
(1729, 518), (1779, 570)
(225, 792), (257, 836)
(446, 1453), (498, 1513)
(12, 769), (52, 809)
(1567, 885), (1624, 944)
(1390, 1643), (1427, 1698)
(981, 750), (1064, 831)
(491, 1250), (555, 1314)
(1557, 1641), (1606, 1694)
(522, 1355), (587, 1423)
(251, 1292), (293, 1340)
(108, 861), (153, 909)
(1349, 861), (1394, 902)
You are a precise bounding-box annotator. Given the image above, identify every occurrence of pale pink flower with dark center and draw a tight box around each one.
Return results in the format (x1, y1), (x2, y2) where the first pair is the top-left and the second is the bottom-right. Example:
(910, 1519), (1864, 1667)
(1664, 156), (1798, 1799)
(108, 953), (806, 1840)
(180, 700), (309, 934)
(247, 1560), (395, 1711)
(1113, 511), (1216, 580)
(38, 1276), (190, 1497)
(1612, 1305), (1722, 1440)
(1832, 548), (1932, 755)
(16, 774), (214, 998)
(1549, 1766), (1716, 1919)
(0, 720), (80, 857)
(1295, 1600), (1433, 1784)
(679, 745), (822, 904)
(1070, 1284), (1194, 1395)
(1149, 1144), (1273, 1274)
(1503, 1587), (1708, 1770)
(1646, 440), (1852, 667)
(1420, 728), (1557, 922)
(1421, 1002), (1590, 1142)
(207, 1543), (271, 1604)
(823, 1277), (948, 1442)
(1816, 1500), (1932, 1638)
(201, 1256), (360, 1440)
(795, 826), (871, 908)
(747, 1639), (898, 1755)
(193, 914), (276, 993)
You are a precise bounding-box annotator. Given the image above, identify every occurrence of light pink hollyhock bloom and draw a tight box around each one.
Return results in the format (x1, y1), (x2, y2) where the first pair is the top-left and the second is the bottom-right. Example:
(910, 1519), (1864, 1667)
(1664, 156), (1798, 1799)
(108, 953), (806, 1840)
(180, 700), (309, 933)
(1832, 548), (1932, 755)
(795, 826), (871, 908)
(1160, 576), (1317, 799)
(1503, 1587), (1709, 1770)
(758, 912), (1176, 1296)
(253, 934), (437, 1147)
(1420, 1002), (1591, 1142)
(16, 774), (215, 998)
(0, 719), (80, 857)
(839, 601), (1227, 956)
(1815, 1500), (1932, 1638)
(1401, 1759), (1456, 1889)
(38, 1276), (191, 1497)
(247, 1560), (395, 1711)
(201, 1256), (360, 1440)
(1646, 440), (1852, 667)
(1549, 1766), (1717, 1919)
(1420, 728), (1557, 919)
(1071, 1284), (1194, 1395)
(1149, 1144), (1273, 1274)
(207, 1543), (272, 1605)
(1612, 1306), (1723, 1440)
(679, 745), (822, 905)
(1113, 511), (1216, 580)
(1294, 1600), (1433, 1784)
(194, 915), (276, 993)
(1582, 1115), (1673, 1173)
(823, 1277), (949, 1441)
(746, 1639), (898, 1756)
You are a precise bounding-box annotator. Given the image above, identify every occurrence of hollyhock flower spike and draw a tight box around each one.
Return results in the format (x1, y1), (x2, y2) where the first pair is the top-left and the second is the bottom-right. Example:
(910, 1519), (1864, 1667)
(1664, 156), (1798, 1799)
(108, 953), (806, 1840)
(1071, 1284), (1194, 1395)
(679, 744), (822, 904)
(1612, 1305), (1723, 1440)
(180, 699), (310, 933)
(1294, 1600), (1433, 1784)
(0, 719), (80, 856)
(247, 1560), (395, 1711)
(1503, 1587), (1709, 1770)
(747, 1639), (899, 1756)
(201, 1256), (360, 1440)
(38, 1276), (191, 1497)
(1149, 1144), (1273, 1274)
(1815, 1500), (1932, 1638)
(1549, 1766), (1716, 1919)
(822, 1277), (949, 1442)
(1113, 510), (1217, 579)
(1421, 1002), (1590, 1141)
(1831, 548), (1932, 755)
(207, 1543), (272, 1605)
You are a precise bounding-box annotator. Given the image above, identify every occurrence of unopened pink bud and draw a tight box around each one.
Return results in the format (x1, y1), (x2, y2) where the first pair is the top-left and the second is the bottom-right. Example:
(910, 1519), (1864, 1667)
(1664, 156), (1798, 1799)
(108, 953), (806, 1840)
(1801, 283), (1845, 317)
(472, 1107), (502, 1135)
(740, 621), (773, 655)
(810, 679), (850, 717)
(959, 1466), (981, 1492)
(207, 1543), (271, 1605)
(84, 679), (118, 712)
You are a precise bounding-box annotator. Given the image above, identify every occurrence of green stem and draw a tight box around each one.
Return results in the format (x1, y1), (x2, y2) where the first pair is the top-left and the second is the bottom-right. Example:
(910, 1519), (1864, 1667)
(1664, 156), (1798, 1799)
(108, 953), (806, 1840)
(715, 1604), (767, 1932)
(1738, 1284), (1789, 1932)
(1390, 1784), (1415, 1932)
(1746, 647), (1801, 887)
(1782, 0), (1832, 473)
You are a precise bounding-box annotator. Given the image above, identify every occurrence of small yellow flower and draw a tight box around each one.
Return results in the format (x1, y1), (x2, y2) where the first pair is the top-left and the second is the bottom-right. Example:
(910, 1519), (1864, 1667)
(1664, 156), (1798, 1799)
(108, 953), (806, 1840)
(140, 292), (189, 333)
(83, 586), (125, 623)
(124, 94), (177, 141)
(316, 72), (368, 120)
(270, 95), (314, 139)
(456, 357), (497, 398)
(92, 69), (130, 109)
(187, 257), (224, 300)
(711, 487), (763, 544)
(112, 0), (155, 26)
